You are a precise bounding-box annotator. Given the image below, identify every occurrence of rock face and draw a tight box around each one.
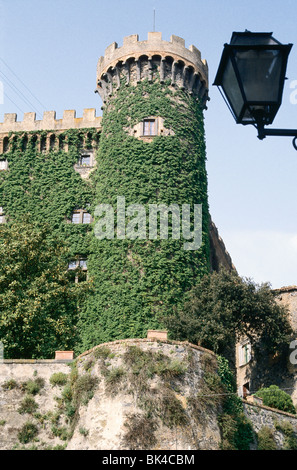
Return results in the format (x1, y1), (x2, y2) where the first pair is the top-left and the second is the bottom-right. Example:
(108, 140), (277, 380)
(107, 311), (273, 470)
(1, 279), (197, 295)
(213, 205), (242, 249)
(0, 339), (222, 450)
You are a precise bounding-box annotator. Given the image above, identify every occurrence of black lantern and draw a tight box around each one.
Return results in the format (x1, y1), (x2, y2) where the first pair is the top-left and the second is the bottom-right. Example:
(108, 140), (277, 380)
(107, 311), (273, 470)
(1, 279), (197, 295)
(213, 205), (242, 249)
(213, 31), (297, 148)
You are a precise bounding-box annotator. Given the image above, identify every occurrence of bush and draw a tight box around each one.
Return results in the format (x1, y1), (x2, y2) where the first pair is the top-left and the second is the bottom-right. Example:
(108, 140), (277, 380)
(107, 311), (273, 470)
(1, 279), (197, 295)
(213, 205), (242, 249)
(50, 372), (68, 387)
(21, 377), (45, 395)
(18, 422), (38, 444)
(2, 379), (18, 390)
(18, 395), (39, 415)
(255, 385), (296, 414)
(275, 420), (297, 450)
(103, 367), (125, 392)
(94, 346), (112, 360)
(72, 373), (98, 406)
(257, 426), (277, 450)
(123, 413), (157, 450)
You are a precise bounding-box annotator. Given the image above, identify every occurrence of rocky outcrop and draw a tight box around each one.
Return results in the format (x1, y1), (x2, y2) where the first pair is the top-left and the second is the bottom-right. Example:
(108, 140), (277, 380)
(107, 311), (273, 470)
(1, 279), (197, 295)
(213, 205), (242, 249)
(0, 339), (222, 450)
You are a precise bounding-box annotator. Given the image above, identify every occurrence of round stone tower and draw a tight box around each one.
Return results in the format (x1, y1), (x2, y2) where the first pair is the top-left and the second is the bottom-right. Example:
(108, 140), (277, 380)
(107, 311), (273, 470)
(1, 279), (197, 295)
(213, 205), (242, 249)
(79, 32), (211, 350)
(96, 32), (209, 108)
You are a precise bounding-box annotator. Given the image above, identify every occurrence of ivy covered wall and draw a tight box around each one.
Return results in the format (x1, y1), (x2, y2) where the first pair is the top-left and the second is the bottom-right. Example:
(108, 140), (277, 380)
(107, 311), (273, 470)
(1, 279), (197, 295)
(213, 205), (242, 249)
(78, 78), (211, 351)
(0, 78), (211, 354)
(0, 129), (98, 261)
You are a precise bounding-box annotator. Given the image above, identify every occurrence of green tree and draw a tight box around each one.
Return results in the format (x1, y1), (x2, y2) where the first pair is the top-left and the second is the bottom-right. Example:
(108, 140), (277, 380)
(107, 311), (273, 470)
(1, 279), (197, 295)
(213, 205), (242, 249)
(163, 269), (292, 355)
(0, 219), (90, 359)
(255, 385), (296, 414)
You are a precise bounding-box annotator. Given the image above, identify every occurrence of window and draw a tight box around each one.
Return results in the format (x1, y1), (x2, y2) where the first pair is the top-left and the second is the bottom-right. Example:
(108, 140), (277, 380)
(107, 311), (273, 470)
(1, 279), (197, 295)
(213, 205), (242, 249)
(143, 119), (156, 136)
(40, 136), (46, 152)
(59, 135), (65, 150)
(79, 259), (87, 270)
(68, 259), (87, 270)
(3, 137), (9, 153)
(68, 260), (77, 270)
(49, 134), (56, 150)
(239, 341), (251, 366)
(71, 209), (92, 224)
(71, 212), (81, 224)
(0, 160), (8, 171)
(68, 258), (88, 283)
(82, 212), (92, 224)
(78, 154), (91, 166)
(0, 206), (5, 224)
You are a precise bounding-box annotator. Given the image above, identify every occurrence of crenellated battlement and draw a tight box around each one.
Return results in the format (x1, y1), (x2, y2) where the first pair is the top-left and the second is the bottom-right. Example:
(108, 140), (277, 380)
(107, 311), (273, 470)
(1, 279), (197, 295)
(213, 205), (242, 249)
(96, 32), (209, 107)
(0, 108), (102, 135)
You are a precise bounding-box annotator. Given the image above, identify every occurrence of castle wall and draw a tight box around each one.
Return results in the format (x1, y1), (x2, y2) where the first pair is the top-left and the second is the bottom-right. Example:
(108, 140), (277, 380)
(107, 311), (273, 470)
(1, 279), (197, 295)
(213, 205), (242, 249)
(0, 108), (102, 134)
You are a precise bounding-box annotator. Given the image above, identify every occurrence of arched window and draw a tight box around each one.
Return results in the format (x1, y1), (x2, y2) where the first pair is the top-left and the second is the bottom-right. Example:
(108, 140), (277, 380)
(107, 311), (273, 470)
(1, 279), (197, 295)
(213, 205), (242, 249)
(49, 134), (56, 150)
(3, 137), (9, 153)
(40, 136), (46, 152)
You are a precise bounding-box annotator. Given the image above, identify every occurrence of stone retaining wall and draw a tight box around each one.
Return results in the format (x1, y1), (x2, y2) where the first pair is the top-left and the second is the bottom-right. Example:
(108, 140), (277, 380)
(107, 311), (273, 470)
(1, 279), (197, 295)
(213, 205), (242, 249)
(243, 400), (297, 449)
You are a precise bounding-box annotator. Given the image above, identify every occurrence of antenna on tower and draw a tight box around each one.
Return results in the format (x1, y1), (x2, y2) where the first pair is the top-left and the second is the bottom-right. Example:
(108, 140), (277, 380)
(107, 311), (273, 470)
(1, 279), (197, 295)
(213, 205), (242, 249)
(153, 8), (156, 32)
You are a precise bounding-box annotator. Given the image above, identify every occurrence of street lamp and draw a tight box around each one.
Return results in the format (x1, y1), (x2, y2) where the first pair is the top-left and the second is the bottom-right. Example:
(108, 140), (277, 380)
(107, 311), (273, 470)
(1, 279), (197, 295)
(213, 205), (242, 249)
(213, 31), (297, 150)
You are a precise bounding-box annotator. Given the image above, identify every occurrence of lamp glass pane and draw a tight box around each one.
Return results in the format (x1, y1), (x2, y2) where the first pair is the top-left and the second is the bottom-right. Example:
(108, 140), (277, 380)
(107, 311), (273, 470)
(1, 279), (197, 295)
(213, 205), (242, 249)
(221, 57), (245, 120)
(235, 48), (282, 102)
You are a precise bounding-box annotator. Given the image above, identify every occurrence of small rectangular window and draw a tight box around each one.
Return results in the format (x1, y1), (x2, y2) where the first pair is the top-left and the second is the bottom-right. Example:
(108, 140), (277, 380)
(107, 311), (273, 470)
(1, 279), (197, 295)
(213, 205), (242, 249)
(68, 261), (77, 270)
(143, 119), (156, 136)
(0, 207), (5, 224)
(0, 160), (8, 171)
(79, 259), (87, 270)
(82, 212), (92, 224)
(80, 155), (91, 166)
(239, 341), (251, 366)
(72, 212), (81, 224)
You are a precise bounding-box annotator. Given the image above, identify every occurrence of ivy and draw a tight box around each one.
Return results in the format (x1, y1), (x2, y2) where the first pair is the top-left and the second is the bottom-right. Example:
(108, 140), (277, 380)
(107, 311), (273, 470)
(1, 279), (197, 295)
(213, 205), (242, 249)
(0, 128), (97, 260)
(78, 79), (211, 351)
(0, 79), (211, 354)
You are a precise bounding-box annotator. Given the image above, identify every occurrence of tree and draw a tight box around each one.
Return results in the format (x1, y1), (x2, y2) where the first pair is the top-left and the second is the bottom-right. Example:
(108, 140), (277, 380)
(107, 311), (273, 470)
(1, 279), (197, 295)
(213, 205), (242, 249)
(0, 219), (90, 359)
(163, 269), (292, 355)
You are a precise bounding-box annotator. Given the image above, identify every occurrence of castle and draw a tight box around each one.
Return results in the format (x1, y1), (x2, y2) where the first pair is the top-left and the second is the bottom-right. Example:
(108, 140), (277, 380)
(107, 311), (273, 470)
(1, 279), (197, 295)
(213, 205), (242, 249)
(0, 32), (233, 346)
(0, 32), (296, 402)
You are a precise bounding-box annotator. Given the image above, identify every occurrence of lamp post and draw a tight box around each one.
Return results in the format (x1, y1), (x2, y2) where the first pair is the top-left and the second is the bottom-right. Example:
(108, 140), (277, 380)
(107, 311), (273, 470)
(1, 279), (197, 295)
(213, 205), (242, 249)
(213, 31), (297, 150)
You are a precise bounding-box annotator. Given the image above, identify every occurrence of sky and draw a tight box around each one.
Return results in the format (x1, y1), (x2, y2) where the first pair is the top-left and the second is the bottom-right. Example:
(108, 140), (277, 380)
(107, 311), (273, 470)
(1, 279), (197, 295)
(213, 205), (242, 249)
(1, 0), (297, 289)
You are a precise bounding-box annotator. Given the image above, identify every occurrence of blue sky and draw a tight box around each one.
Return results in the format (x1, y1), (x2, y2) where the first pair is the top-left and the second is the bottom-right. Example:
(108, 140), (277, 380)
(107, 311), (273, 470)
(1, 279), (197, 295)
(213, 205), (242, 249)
(1, 0), (297, 288)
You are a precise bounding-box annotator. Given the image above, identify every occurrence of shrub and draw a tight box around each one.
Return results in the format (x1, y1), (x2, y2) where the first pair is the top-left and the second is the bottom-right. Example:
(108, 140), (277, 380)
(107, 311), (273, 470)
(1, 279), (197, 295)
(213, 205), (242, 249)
(275, 420), (297, 450)
(255, 385), (296, 414)
(83, 358), (95, 371)
(257, 426), (277, 450)
(2, 379), (18, 390)
(18, 395), (39, 414)
(79, 427), (89, 436)
(104, 366), (125, 392)
(72, 373), (98, 406)
(123, 413), (157, 450)
(94, 346), (112, 360)
(51, 425), (69, 441)
(18, 422), (38, 444)
(159, 388), (188, 428)
(50, 372), (68, 387)
(21, 377), (45, 395)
